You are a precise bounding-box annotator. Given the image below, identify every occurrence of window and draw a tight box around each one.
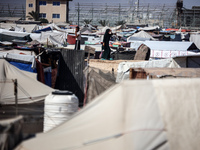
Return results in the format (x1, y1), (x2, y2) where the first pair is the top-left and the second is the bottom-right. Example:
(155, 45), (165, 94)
(39, 1), (46, 5)
(39, 13), (46, 18)
(52, 14), (60, 18)
(29, 3), (33, 7)
(53, 1), (60, 6)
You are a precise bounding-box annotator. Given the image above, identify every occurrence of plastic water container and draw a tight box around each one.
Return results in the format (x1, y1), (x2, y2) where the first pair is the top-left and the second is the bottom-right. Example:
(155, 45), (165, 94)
(43, 90), (79, 132)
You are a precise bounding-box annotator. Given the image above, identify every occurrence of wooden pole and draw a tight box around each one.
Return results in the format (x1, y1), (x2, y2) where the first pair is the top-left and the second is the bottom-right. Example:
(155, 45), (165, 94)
(14, 79), (18, 116)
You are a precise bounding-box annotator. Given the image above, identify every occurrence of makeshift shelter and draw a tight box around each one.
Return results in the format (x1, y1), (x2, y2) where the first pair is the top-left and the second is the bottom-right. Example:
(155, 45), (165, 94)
(0, 29), (31, 42)
(143, 41), (199, 58)
(55, 49), (85, 107)
(0, 59), (53, 104)
(0, 23), (37, 33)
(127, 30), (155, 41)
(84, 66), (116, 104)
(129, 68), (200, 79)
(116, 58), (181, 82)
(173, 55), (200, 68)
(16, 78), (200, 150)
(190, 34), (200, 50)
(138, 26), (160, 31)
(0, 52), (36, 73)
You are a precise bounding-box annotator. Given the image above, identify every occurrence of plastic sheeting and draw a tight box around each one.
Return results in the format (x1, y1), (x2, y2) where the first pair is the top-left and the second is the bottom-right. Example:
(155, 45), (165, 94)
(0, 59), (53, 104)
(0, 52), (36, 70)
(116, 58), (180, 82)
(55, 49), (85, 107)
(0, 116), (24, 150)
(190, 34), (200, 50)
(17, 78), (200, 150)
(84, 66), (116, 104)
(9, 61), (37, 73)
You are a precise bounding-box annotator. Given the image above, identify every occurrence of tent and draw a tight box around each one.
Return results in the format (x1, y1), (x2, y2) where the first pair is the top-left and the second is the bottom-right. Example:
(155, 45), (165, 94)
(116, 58), (180, 82)
(0, 59), (53, 104)
(143, 41), (199, 58)
(0, 52), (37, 72)
(0, 23), (37, 33)
(190, 34), (200, 50)
(0, 29), (31, 42)
(16, 78), (200, 150)
(127, 30), (155, 41)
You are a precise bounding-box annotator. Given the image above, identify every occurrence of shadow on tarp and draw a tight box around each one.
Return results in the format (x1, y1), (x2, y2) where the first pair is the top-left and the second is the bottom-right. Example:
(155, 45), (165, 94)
(55, 49), (85, 107)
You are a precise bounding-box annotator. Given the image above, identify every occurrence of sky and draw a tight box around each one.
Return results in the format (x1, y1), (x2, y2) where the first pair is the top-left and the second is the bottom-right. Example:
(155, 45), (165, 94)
(0, 0), (200, 9)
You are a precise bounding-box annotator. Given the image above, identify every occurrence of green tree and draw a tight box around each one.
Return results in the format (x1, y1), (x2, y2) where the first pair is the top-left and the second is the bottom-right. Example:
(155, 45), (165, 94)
(82, 19), (92, 25)
(98, 20), (109, 27)
(115, 20), (126, 28)
(40, 18), (49, 23)
(26, 11), (39, 21)
(115, 20), (126, 26)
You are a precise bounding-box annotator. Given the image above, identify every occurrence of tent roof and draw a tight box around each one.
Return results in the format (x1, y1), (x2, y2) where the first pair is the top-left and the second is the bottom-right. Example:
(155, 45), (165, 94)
(128, 31), (155, 41)
(16, 78), (200, 150)
(0, 59), (53, 104)
(144, 41), (198, 51)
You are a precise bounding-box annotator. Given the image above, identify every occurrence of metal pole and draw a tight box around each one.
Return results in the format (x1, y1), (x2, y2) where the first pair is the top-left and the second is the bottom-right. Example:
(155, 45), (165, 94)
(91, 3), (93, 23)
(66, 0), (69, 23)
(78, 3), (80, 26)
(118, 3), (121, 22)
(14, 79), (18, 116)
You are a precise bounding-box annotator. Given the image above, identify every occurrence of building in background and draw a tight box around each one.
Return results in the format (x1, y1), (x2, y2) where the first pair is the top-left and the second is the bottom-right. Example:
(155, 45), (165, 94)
(181, 6), (200, 29)
(26, 0), (72, 23)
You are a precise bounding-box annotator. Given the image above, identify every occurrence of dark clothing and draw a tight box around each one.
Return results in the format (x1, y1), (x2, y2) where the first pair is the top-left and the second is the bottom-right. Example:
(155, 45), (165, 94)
(102, 29), (112, 59)
(74, 40), (80, 50)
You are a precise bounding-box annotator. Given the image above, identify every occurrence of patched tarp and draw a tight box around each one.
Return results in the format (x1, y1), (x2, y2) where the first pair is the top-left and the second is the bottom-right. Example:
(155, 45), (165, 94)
(116, 58), (181, 82)
(84, 66), (116, 104)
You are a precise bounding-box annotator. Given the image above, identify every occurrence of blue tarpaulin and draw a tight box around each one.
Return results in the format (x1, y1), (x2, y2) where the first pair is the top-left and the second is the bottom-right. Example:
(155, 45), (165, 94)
(34, 27), (52, 33)
(9, 61), (37, 73)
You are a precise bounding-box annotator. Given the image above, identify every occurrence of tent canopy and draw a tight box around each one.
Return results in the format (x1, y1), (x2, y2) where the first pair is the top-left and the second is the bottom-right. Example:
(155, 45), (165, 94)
(144, 41), (198, 51)
(0, 59), (53, 104)
(16, 78), (200, 150)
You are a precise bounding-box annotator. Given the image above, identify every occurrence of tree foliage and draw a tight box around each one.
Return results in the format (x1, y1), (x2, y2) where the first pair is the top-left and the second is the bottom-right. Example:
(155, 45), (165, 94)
(98, 20), (109, 27)
(26, 11), (39, 21)
(82, 19), (92, 25)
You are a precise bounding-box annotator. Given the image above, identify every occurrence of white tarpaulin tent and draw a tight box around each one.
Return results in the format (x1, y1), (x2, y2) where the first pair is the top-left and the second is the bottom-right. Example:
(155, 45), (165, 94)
(0, 59), (53, 104)
(0, 23), (37, 33)
(16, 78), (200, 150)
(128, 30), (155, 41)
(143, 41), (199, 58)
(116, 58), (180, 82)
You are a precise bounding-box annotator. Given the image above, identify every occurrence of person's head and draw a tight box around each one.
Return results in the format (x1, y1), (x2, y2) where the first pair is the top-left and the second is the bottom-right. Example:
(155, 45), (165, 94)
(105, 29), (112, 35)
(76, 26), (80, 32)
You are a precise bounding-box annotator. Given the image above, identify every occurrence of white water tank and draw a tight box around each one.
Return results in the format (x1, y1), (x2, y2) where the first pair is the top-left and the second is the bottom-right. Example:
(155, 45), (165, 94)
(43, 90), (79, 132)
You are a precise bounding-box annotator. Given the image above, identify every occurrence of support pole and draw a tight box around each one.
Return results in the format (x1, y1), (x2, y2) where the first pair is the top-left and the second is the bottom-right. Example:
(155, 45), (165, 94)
(14, 79), (18, 116)
(78, 3), (80, 26)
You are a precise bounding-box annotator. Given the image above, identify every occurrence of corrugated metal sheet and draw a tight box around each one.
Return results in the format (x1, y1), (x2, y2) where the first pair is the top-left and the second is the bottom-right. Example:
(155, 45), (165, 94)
(55, 49), (85, 107)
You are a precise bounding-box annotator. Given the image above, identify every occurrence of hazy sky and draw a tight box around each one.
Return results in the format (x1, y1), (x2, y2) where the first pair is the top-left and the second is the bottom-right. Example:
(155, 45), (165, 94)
(71, 0), (200, 9)
(0, 0), (200, 9)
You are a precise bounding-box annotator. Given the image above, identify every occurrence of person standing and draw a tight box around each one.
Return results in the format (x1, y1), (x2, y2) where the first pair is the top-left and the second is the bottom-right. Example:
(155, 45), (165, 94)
(101, 29), (113, 60)
(74, 26), (81, 50)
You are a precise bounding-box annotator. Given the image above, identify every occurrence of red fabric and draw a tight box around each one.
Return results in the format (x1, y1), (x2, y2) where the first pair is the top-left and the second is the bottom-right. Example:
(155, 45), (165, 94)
(36, 59), (45, 84)
(67, 34), (76, 44)
(51, 68), (58, 88)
